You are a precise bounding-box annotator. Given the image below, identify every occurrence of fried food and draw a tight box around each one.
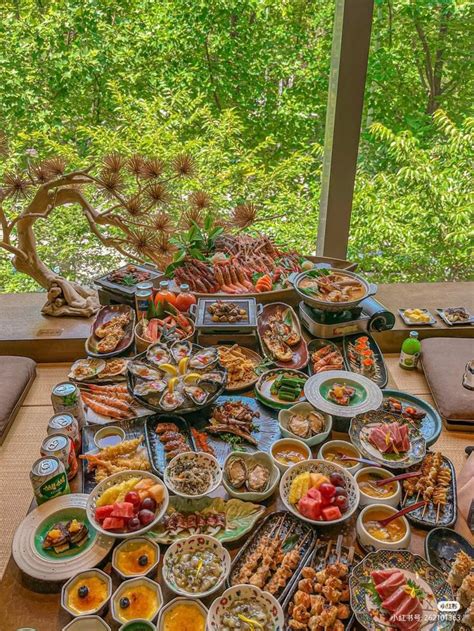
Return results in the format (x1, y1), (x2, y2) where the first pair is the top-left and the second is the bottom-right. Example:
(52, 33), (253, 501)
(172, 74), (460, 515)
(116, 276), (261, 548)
(217, 345), (258, 386)
(80, 437), (150, 483)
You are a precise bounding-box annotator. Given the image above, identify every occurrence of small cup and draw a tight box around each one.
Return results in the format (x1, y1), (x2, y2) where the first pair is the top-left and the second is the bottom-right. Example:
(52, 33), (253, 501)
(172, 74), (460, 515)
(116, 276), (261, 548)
(318, 440), (362, 475)
(94, 425), (126, 449)
(111, 577), (163, 625)
(112, 537), (160, 580)
(270, 438), (312, 473)
(62, 617), (111, 631)
(357, 504), (411, 552)
(355, 467), (401, 508)
(61, 569), (112, 618)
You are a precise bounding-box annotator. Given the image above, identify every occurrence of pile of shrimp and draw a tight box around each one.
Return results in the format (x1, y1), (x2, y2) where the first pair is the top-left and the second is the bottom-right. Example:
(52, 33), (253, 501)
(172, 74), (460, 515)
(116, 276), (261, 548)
(80, 436), (150, 483)
(80, 383), (135, 420)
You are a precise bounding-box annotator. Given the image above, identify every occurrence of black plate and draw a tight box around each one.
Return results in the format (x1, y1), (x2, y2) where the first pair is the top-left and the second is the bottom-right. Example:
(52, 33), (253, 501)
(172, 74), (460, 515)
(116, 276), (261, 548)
(343, 332), (388, 387)
(283, 536), (361, 631)
(425, 527), (474, 575)
(405, 454), (457, 529)
(81, 417), (149, 494)
(227, 510), (315, 603)
(144, 414), (196, 475)
(187, 395), (281, 467)
(307, 338), (344, 375)
(94, 263), (162, 297)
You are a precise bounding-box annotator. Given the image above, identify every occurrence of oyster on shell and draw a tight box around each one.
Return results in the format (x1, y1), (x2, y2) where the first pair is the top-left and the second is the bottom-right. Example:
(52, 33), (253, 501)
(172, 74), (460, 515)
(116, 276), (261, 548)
(189, 347), (218, 370)
(170, 340), (192, 363)
(160, 390), (185, 411)
(128, 361), (162, 381)
(288, 411), (325, 438)
(246, 463), (270, 492)
(199, 370), (225, 385)
(146, 343), (171, 366)
(133, 379), (167, 397)
(183, 385), (208, 405)
(225, 457), (248, 489)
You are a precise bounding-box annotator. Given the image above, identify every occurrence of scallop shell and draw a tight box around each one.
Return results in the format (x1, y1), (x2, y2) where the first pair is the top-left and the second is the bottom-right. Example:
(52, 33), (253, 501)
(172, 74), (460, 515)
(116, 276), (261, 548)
(170, 340), (192, 363)
(128, 361), (162, 380)
(246, 463), (270, 492)
(225, 457), (247, 489)
(189, 347), (218, 370)
(133, 379), (167, 397)
(183, 385), (209, 405)
(146, 343), (171, 366)
(160, 390), (185, 411)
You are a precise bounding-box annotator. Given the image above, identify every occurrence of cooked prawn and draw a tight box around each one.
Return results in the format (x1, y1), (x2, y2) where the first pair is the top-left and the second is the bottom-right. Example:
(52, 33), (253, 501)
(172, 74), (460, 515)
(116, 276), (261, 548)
(85, 383), (129, 394)
(81, 393), (132, 419)
(81, 392), (132, 413)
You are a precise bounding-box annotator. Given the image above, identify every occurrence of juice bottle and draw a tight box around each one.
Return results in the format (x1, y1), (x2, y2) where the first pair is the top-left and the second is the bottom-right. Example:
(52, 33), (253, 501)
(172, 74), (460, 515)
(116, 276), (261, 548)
(175, 283), (196, 313)
(399, 331), (421, 370)
(154, 280), (177, 307)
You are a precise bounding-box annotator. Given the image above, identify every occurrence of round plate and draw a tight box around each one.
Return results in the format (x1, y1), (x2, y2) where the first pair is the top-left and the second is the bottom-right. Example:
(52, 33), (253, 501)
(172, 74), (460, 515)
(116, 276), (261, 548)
(349, 550), (455, 631)
(255, 369), (308, 410)
(217, 345), (262, 392)
(381, 389), (442, 447)
(425, 527), (474, 575)
(304, 370), (383, 417)
(12, 494), (114, 582)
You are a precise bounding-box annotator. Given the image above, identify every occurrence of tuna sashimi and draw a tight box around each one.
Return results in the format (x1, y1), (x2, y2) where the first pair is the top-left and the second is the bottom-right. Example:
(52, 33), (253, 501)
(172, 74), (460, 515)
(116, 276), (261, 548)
(382, 586), (411, 612)
(375, 572), (407, 599)
(368, 421), (411, 454)
(371, 568), (402, 584)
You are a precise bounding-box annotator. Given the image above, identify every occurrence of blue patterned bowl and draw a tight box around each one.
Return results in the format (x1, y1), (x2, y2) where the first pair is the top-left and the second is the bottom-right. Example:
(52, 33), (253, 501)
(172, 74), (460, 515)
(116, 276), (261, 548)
(208, 584), (284, 630)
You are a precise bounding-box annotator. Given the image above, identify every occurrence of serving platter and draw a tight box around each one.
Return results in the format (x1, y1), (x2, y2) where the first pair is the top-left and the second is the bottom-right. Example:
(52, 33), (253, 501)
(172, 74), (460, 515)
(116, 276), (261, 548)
(69, 358), (129, 383)
(398, 307), (436, 326)
(307, 338), (344, 375)
(343, 332), (388, 388)
(145, 414), (196, 476)
(255, 368), (308, 410)
(94, 263), (162, 296)
(436, 306), (474, 326)
(227, 510), (316, 603)
(86, 304), (136, 359)
(12, 494), (114, 583)
(148, 496), (266, 544)
(257, 302), (309, 370)
(349, 409), (426, 469)
(425, 527), (474, 575)
(217, 345), (262, 391)
(79, 383), (154, 425)
(304, 370), (383, 418)
(349, 550), (455, 631)
(381, 389), (442, 447)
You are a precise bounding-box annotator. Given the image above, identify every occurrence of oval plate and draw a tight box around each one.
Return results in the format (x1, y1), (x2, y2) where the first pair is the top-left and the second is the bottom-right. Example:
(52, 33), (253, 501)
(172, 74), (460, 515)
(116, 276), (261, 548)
(86, 304), (135, 359)
(255, 368), (308, 410)
(217, 345), (262, 392)
(304, 370), (383, 418)
(349, 550), (455, 631)
(307, 338), (344, 375)
(381, 389), (442, 447)
(349, 409), (426, 469)
(12, 494), (114, 583)
(257, 302), (309, 370)
(425, 527), (474, 575)
(343, 332), (388, 388)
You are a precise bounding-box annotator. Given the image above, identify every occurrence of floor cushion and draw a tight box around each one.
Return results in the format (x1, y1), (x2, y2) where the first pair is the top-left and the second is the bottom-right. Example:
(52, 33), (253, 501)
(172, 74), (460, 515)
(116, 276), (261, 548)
(0, 356), (36, 444)
(421, 337), (474, 430)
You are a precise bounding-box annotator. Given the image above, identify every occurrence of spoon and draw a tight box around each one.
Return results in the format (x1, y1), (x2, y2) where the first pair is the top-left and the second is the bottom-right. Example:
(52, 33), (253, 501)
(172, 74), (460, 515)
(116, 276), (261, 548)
(376, 500), (427, 527)
(376, 470), (422, 486)
(336, 453), (382, 467)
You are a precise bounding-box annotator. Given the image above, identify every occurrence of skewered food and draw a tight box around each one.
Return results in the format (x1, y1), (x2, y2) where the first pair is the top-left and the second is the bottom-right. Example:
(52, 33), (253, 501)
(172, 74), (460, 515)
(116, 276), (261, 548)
(402, 452), (452, 520)
(311, 344), (344, 373)
(107, 264), (151, 286)
(80, 437), (150, 483)
(327, 383), (355, 406)
(447, 550), (474, 588)
(298, 269), (365, 303)
(225, 456), (270, 493)
(208, 301), (247, 322)
(287, 410), (326, 438)
(42, 519), (89, 554)
(217, 345), (258, 388)
(206, 400), (260, 445)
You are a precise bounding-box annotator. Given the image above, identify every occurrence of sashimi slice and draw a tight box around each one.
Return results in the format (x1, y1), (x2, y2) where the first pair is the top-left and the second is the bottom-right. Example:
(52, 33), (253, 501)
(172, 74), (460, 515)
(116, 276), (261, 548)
(375, 572), (407, 599)
(371, 568), (402, 584)
(382, 587), (411, 613)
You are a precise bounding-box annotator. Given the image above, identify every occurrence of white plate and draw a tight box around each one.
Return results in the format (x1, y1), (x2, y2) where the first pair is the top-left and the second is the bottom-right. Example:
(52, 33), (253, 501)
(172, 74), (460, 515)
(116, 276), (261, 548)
(12, 494), (114, 582)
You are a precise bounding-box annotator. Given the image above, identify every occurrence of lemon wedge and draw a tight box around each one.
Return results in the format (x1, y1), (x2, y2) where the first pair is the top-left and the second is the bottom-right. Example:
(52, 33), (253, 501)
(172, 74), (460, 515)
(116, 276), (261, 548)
(159, 363), (178, 377)
(183, 372), (201, 384)
(178, 357), (190, 375)
(168, 377), (180, 393)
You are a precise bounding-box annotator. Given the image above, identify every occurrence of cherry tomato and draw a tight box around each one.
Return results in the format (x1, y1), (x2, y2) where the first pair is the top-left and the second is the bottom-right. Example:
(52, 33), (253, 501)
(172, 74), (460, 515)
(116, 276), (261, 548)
(329, 472), (345, 487)
(124, 491), (141, 510)
(319, 483), (336, 498)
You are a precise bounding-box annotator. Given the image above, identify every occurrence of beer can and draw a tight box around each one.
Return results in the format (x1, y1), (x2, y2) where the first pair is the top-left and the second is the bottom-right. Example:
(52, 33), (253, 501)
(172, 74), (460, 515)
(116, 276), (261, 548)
(47, 412), (81, 454)
(30, 456), (70, 505)
(40, 433), (78, 480)
(51, 381), (86, 427)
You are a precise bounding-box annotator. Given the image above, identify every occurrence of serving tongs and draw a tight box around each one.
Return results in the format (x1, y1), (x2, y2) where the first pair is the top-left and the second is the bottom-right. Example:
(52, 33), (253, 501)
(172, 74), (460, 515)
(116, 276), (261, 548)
(375, 500), (427, 528)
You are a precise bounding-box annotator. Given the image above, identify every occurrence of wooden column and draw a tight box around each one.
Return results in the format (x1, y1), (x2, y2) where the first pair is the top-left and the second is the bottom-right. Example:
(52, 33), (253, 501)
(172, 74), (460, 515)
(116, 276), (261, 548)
(316, 0), (374, 259)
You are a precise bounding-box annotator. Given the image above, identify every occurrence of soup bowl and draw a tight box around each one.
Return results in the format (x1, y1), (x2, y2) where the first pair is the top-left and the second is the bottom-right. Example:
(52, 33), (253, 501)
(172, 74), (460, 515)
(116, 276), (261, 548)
(317, 439), (362, 475)
(356, 504), (411, 552)
(270, 438), (312, 473)
(355, 467), (401, 508)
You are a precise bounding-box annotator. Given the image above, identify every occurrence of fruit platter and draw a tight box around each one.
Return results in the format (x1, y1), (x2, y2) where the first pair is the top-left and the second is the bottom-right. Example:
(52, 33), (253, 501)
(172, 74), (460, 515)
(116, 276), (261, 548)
(127, 340), (227, 414)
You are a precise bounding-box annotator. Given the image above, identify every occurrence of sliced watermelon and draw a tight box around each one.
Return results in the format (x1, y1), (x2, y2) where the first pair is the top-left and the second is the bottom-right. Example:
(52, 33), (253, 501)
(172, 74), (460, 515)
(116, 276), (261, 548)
(102, 517), (126, 531)
(110, 501), (135, 519)
(95, 504), (115, 522)
(321, 506), (342, 521)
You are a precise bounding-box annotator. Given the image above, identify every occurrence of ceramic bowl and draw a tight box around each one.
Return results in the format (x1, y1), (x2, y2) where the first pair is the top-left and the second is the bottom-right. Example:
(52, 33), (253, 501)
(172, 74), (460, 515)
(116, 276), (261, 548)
(62, 616), (111, 631)
(270, 437), (312, 473)
(164, 451), (222, 499)
(112, 537), (160, 580)
(222, 451), (280, 501)
(278, 402), (332, 446)
(317, 439), (362, 475)
(93, 425), (126, 449)
(279, 459), (359, 526)
(162, 534), (231, 599)
(356, 503), (411, 552)
(354, 466), (401, 508)
(111, 576), (163, 625)
(118, 621), (155, 631)
(86, 470), (169, 539)
(157, 597), (208, 631)
(61, 568), (112, 618)
(207, 584), (284, 630)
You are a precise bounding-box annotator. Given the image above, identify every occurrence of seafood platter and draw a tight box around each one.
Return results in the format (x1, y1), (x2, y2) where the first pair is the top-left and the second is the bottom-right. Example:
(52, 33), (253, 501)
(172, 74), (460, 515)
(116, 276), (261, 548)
(382, 390), (442, 447)
(78, 382), (155, 424)
(86, 304), (136, 358)
(69, 357), (129, 383)
(257, 302), (309, 370)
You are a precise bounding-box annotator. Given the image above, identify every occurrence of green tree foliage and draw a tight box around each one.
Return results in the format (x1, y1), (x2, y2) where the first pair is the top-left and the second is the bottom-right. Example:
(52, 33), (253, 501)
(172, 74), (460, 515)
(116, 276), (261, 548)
(0, 0), (472, 291)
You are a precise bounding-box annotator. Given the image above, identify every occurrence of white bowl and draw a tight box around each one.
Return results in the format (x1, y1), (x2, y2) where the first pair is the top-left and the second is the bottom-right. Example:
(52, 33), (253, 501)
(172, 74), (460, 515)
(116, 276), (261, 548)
(162, 534), (230, 599)
(355, 467), (401, 508)
(86, 470), (169, 538)
(62, 616), (111, 631)
(111, 576), (163, 624)
(222, 451), (280, 501)
(356, 503), (411, 552)
(317, 439), (362, 475)
(207, 584), (284, 630)
(112, 537), (160, 580)
(157, 597), (208, 631)
(278, 402), (332, 446)
(270, 437), (312, 473)
(279, 459), (360, 526)
(61, 568), (112, 618)
(93, 425), (126, 449)
(164, 451), (222, 499)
